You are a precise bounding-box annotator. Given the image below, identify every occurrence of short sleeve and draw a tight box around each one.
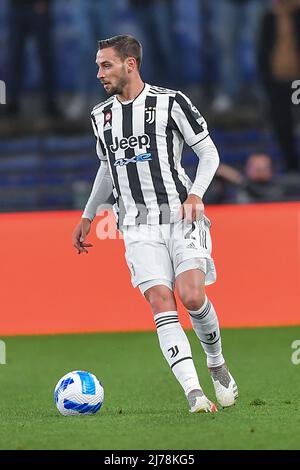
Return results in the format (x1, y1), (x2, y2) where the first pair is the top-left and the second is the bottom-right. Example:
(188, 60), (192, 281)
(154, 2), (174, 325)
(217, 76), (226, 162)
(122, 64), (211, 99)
(91, 113), (107, 161)
(171, 91), (209, 147)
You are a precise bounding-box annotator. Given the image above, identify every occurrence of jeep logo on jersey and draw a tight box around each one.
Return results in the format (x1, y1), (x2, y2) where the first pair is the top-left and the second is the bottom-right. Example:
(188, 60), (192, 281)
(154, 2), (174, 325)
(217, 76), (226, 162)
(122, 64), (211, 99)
(114, 152), (152, 167)
(109, 134), (150, 153)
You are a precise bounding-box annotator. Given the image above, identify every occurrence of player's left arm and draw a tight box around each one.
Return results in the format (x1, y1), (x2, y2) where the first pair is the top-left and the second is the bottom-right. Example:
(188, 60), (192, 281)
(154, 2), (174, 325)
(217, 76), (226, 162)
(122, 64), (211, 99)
(171, 92), (219, 221)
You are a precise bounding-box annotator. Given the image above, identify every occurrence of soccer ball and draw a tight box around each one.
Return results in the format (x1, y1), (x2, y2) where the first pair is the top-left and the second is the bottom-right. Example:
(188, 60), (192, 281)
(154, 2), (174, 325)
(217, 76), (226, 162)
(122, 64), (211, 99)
(54, 370), (104, 416)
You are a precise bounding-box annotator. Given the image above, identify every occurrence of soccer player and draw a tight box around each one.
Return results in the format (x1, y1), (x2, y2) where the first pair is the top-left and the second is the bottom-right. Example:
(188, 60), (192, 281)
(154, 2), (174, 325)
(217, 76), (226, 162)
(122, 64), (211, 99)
(72, 35), (238, 413)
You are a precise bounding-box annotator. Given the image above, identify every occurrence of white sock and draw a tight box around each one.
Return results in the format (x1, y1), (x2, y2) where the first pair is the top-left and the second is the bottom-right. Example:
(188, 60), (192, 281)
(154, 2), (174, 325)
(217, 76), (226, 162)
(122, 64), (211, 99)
(189, 297), (225, 368)
(154, 311), (201, 396)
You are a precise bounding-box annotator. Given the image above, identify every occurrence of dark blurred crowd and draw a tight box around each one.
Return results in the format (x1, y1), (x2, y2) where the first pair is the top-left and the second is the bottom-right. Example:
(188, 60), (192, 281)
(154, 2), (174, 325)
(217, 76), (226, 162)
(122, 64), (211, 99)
(1, 0), (300, 206)
(2, 0), (271, 114)
(204, 152), (300, 205)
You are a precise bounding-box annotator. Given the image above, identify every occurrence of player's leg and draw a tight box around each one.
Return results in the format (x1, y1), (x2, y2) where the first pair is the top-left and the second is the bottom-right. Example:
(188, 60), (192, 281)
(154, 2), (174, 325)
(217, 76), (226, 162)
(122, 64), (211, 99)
(171, 218), (238, 407)
(177, 268), (223, 366)
(143, 282), (216, 413)
(122, 225), (216, 412)
(176, 268), (238, 407)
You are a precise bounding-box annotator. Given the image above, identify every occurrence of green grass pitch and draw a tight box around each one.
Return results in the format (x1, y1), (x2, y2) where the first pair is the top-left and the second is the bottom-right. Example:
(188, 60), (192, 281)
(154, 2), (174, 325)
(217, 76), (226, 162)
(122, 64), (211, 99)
(1, 326), (300, 450)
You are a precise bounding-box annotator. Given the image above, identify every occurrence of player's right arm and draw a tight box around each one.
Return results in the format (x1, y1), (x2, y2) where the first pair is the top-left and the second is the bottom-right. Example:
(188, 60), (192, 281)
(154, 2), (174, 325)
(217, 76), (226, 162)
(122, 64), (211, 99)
(72, 217), (92, 254)
(72, 161), (113, 254)
(72, 112), (113, 254)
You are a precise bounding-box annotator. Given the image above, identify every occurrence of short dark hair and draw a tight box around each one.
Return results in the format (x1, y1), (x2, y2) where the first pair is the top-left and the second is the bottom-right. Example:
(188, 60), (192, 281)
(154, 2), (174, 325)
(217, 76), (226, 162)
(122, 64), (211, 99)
(97, 35), (142, 70)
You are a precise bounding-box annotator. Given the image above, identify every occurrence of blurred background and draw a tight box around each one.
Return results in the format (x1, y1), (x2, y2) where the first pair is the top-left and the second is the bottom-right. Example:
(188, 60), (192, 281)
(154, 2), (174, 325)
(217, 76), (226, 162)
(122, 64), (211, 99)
(1, 4), (300, 450)
(0, 0), (300, 213)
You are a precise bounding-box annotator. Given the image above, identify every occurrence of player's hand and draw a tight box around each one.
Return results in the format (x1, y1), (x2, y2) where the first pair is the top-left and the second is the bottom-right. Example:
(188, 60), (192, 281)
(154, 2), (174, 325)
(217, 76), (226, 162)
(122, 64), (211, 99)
(72, 218), (93, 254)
(180, 194), (204, 223)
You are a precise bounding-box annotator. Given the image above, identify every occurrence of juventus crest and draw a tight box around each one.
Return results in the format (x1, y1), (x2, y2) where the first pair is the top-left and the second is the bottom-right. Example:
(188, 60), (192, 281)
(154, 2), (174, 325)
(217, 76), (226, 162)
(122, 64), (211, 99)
(145, 106), (156, 124)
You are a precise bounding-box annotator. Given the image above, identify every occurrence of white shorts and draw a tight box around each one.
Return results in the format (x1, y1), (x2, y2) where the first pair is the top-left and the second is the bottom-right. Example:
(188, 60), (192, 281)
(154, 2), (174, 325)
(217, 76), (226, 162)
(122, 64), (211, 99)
(122, 216), (217, 295)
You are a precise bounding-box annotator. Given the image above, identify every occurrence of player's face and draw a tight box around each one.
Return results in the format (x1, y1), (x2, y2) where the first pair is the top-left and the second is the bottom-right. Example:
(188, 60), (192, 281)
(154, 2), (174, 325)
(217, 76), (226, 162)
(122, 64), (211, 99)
(96, 48), (129, 96)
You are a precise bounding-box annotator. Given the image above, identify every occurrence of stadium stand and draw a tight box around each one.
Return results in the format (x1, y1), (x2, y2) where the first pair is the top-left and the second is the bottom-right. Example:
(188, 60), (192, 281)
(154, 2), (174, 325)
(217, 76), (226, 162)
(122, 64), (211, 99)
(1, 129), (298, 212)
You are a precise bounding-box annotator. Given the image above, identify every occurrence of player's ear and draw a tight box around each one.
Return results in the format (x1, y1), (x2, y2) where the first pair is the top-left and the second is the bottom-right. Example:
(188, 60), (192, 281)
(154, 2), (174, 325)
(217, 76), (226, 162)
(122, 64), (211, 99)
(126, 57), (136, 73)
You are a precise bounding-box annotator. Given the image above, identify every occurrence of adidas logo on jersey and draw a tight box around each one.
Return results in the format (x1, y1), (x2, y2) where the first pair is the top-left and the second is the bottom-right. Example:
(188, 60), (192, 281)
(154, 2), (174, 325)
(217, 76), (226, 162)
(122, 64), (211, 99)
(104, 120), (112, 131)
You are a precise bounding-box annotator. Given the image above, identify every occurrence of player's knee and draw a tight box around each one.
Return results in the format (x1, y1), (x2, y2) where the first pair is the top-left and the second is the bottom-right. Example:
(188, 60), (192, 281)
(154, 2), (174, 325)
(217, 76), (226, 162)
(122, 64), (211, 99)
(179, 287), (205, 311)
(144, 285), (176, 315)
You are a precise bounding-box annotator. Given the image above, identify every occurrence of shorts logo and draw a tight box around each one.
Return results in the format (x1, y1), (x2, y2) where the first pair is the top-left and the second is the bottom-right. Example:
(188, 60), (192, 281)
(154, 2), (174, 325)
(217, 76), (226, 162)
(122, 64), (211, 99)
(114, 152), (152, 167)
(145, 106), (156, 124)
(184, 221), (207, 249)
(186, 242), (196, 249)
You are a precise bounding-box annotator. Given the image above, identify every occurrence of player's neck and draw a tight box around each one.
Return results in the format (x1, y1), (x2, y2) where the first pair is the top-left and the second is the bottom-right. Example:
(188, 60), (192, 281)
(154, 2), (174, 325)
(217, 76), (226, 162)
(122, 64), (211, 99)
(117, 77), (145, 102)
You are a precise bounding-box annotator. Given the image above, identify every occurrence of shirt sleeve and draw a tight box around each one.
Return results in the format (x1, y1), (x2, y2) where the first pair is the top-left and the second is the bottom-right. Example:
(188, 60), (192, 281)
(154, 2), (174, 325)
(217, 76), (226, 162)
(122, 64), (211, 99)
(189, 136), (220, 198)
(171, 91), (209, 147)
(82, 161), (113, 222)
(91, 113), (107, 161)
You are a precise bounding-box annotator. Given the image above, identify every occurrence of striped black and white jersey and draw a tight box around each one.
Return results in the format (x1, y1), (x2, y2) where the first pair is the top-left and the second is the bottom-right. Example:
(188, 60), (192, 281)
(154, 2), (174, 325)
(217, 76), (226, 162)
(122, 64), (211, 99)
(90, 83), (211, 226)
